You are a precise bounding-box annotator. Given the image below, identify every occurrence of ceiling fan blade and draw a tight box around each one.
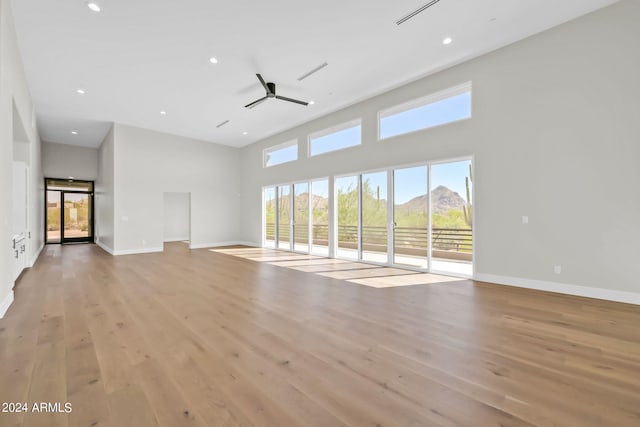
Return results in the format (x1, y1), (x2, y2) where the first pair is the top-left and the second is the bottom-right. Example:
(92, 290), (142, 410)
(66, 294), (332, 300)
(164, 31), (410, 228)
(244, 96), (269, 109)
(275, 95), (308, 106)
(256, 74), (272, 95)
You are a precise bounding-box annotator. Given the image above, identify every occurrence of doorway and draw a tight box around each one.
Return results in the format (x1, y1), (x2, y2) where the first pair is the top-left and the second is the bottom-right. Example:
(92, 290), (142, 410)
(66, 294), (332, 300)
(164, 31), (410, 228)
(163, 192), (191, 246)
(45, 179), (94, 244)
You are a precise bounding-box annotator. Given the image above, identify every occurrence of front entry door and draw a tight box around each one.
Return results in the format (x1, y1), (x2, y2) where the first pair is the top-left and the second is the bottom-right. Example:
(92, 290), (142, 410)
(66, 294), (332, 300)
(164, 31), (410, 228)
(60, 191), (92, 243)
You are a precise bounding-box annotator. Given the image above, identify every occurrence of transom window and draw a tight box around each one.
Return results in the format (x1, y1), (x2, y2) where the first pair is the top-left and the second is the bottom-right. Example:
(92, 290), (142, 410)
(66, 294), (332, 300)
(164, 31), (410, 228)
(263, 139), (298, 167)
(309, 119), (362, 157)
(379, 82), (472, 139)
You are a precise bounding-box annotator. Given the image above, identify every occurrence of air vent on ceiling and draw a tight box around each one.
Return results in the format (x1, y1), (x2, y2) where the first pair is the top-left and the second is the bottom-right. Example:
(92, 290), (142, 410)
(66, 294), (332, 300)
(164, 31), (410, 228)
(298, 62), (328, 81)
(216, 119), (230, 128)
(396, 0), (442, 25)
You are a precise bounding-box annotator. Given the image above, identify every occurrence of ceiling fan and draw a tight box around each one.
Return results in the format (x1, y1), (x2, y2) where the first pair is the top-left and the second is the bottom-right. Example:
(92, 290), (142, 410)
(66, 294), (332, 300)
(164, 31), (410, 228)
(244, 74), (308, 108)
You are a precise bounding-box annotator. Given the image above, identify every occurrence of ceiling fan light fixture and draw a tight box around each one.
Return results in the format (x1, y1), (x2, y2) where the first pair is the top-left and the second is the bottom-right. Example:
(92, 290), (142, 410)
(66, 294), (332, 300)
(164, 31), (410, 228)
(244, 74), (309, 108)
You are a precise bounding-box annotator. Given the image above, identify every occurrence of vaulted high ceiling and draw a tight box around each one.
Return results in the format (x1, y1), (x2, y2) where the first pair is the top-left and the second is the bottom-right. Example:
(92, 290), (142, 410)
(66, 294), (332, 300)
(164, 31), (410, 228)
(12, 0), (618, 148)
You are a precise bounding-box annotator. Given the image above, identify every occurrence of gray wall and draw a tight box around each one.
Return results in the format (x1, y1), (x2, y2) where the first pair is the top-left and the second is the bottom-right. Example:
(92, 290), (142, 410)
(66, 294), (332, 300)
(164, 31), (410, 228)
(42, 141), (98, 180)
(0, 0), (44, 316)
(163, 192), (190, 242)
(113, 124), (241, 253)
(96, 125), (115, 251)
(240, 1), (640, 295)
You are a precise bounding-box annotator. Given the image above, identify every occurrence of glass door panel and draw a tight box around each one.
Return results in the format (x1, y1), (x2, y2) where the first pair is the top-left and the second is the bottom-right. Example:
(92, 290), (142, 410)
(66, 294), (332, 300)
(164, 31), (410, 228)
(393, 166), (428, 268)
(264, 187), (276, 247)
(293, 182), (309, 253)
(430, 160), (473, 276)
(62, 192), (91, 242)
(361, 171), (388, 263)
(277, 185), (291, 250)
(47, 190), (61, 243)
(336, 176), (358, 260)
(310, 180), (329, 256)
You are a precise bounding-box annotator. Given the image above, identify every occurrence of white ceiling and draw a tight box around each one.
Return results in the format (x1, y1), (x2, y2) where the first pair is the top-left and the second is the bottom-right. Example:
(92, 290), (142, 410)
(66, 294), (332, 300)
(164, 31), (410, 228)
(12, 0), (618, 148)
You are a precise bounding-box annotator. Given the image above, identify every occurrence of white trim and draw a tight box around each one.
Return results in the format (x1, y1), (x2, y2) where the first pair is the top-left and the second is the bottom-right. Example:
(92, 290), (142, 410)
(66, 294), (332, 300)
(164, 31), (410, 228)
(113, 247), (164, 256)
(29, 243), (44, 267)
(475, 273), (640, 306)
(190, 241), (257, 249)
(163, 237), (189, 243)
(263, 139), (298, 168)
(96, 240), (115, 255)
(0, 290), (14, 318)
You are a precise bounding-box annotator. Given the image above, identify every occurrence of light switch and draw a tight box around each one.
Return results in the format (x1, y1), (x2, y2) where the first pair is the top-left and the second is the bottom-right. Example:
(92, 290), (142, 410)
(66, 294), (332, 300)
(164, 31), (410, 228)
(522, 216), (529, 224)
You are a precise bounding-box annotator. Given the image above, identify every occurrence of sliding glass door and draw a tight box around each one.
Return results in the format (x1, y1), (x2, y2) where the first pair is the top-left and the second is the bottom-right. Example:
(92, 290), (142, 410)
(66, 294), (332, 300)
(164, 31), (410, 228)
(293, 182), (309, 253)
(310, 179), (329, 256)
(393, 166), (429, 269)
(361, 171), (388, 263)
(277, 185), (291, 250)
(430, 160), (473, 276)
(336, 176), (358, 260)
(261, 157), (473, 277)
(264, 187), (276, 247)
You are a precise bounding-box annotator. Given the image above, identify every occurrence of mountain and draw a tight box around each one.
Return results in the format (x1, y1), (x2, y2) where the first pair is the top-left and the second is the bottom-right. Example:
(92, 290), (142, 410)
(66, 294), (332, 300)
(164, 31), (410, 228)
(268, 186), (466, 215)
(396, 185), (466, 215)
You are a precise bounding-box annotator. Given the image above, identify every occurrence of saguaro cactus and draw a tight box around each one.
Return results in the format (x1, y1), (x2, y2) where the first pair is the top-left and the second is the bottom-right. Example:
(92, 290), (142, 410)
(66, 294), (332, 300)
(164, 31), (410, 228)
(463, 164), (473, 227)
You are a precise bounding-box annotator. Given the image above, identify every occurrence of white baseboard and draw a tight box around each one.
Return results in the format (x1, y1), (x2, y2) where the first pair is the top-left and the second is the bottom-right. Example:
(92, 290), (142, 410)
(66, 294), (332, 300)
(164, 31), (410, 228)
(475, 273), (640, 306)
(96, 240), (114, 255)
(113, 247), (164, 256)
(96, 240), (163, 256)
(164, 237), (189, 243)
(0, 290), (14, 318)
(190, 241), (258, 249)
(29, 243), (44, 267)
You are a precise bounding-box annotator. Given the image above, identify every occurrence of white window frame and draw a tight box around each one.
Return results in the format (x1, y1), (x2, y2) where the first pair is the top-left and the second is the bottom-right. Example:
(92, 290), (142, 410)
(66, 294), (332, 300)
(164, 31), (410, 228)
(308, 119), (362, 157)
(263, 139), (298, 168)
(378, 81), (472, 140)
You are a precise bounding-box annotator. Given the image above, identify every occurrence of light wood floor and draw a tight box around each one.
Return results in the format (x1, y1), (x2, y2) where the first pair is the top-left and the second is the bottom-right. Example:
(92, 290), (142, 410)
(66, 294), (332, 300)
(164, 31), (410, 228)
(1, 243), (639, 427)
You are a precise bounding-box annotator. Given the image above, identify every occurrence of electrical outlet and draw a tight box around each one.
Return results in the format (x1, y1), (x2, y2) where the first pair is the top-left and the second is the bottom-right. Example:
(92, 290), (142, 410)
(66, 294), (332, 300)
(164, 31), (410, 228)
(522, 216), (529, 224)
(554, 265), (562, 274)
(142, 239), (147, 246)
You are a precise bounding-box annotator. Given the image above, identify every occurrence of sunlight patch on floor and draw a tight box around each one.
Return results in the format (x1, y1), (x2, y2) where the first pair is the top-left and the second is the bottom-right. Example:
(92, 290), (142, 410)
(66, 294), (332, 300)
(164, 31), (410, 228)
(208, 247), (463, 288)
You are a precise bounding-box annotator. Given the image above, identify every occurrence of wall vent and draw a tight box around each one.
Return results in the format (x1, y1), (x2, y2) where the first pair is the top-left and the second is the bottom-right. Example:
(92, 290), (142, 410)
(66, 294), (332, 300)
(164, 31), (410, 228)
(298, 62), (328, 81)
(396, 0), (442, 25)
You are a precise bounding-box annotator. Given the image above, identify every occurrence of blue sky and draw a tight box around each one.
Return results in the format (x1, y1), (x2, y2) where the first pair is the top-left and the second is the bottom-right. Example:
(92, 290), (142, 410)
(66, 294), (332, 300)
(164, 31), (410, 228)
(380, 92), (471, 139)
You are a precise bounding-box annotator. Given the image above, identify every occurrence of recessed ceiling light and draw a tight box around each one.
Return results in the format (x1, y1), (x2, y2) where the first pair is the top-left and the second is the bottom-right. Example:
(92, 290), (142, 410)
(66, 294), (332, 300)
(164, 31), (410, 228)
(309, 101), (315, 105)
(160, 110), (167, 115)
(242, 131), (248, 135)
(76, 89), (85, 94)
(443, 37), (453, 45)
(87, 3), (101, 12)
(209, 57), (218, 64)
(71, 131), (78, 135)
(68, 176), (74, 179)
